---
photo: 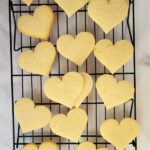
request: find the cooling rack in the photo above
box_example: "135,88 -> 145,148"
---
9,0 -> 137,150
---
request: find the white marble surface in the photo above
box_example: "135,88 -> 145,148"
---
0,0 -> 150,150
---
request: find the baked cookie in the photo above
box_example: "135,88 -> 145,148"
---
94,39 -> 134,74
23,144 -> 38,150
17,5 -> 54,40
44,72 -> 93,108
50,108 -> 88,142
74,73 -> 93,108
22,0 -> 34,6
57,32 -> 95,66
44,72 -> 84,108
18,41 -> 56,76
96,74 -> 134,109
55,0 -> 88,17
14,98 -> 52,133
100,118 -> 140,150
76,141 -> 109,150
88,0 -> 129,33
23,140 -> 58,150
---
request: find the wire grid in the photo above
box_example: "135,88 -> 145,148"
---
9,0 -> 137,150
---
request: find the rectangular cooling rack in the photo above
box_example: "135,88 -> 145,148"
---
9,0 -> 137,150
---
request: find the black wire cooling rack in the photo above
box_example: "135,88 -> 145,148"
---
9,0 -> 137,150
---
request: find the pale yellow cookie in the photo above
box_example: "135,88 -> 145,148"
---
88,0 -> 129,33
57,32 -> 95,66
23,144 -> 38,150
77,141 -> 96,150
22,0 -> 34,6
23,140 -> 58,150
18,42 -> 56,76
17,5 -> 54,40
97,148 -> 109,150
74,73 -> 93,108
55,0 -> 88,17
44,72 -> 84,108
76,141 -> 109,150
94,39 -> 134,74
96,75 -> 134,109
39,140 -> 59,150
100,118 -> 140,150
14,98 -> 52,133
50,108 -> 88,142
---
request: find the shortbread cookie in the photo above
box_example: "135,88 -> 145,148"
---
50,108 -> 88,142
38,141 -> 58,150
74,73 -> 93,108
17,5 -> 54,40
14,98 -> 52,133
100,118 -> 140,150
76,141 -> 109,150
97,148 -> 108,150
55,0 -> 88,17
88,0 -> 129,33
23,144 -> 38,150
57,32 -> 95,66
23,140 -> 58,150
18,42 -> 56,76
44,72 -> 84,108
96,75 -> 134,109
94,39 -> 134,74
22,0 -> 34,6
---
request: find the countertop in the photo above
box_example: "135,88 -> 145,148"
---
0,0 -> 150,150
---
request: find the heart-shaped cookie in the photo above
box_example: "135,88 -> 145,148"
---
76,141 -> 109,150
57,32 -> 95,66
22,0 -> 34,6
44,72 -> 84,108
50,108 -> 88,142
74,73 -> 93,108
17,5 -> 54,40
88,0 -> 129,33
100,118 -> 140,150
94,39 -> 134,74
55,0 -> 88,17
14,98 -> 52,133
23,144 -> 38,150
96,75 -> 134,109
18,42 -> 56,76
23,140 -> 58,150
